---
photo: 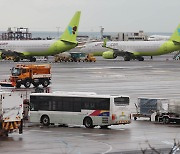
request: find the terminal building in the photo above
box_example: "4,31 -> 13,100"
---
102,31 -> 148,41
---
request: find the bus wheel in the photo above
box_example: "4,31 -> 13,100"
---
41,115 -> 50,126
83,117 -> 94,128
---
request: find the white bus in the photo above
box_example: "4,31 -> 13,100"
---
29,92 -> 131,128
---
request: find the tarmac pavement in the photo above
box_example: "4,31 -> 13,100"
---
0,56 -> 180,153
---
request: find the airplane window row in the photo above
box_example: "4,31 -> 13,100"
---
120,46 -> 158,49
0,45 -> 49,48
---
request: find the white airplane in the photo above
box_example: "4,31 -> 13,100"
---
81,23 -> 180,61
148,35 -> 170,41
0,11 -> 81,62
80,41 -> 105,53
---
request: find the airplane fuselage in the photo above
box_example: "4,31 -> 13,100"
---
80,41 -> 106,53
106,40 -> 180,56
81,40 -> 180,57
0,40 -> 77,57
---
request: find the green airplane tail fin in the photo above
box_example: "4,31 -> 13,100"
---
169,24 -> 180,43
60,11 -> 81,44
102,38 -> 108,48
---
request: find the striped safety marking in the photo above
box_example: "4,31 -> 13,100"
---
2,121 -> 21,130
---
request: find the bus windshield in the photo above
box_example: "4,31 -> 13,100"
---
11,67 -> 21,76
114,97 -> 129,105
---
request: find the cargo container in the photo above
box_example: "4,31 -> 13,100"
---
132,98 -> 169,120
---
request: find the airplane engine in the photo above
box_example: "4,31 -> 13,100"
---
102,51 -> 117,59
0,52 -> 6,59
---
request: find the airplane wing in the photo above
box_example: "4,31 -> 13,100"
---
102,39 -> 134,58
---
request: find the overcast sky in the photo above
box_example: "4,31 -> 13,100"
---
0,0 -> 179,33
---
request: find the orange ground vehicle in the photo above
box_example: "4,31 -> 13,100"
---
8,64 -> 51,88
85,54 -> 96,62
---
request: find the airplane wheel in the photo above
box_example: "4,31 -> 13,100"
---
13,57 -> 20,62
124,56 -> 130,61
32,57 -> 36,62
30,57 -> 36,62
137,56 -> 144,61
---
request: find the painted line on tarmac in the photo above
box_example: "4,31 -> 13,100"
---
81,133 -> 92,135
73,66 -> 152,70
101,142 -> 113,154
81,132 -> 106,137
161,140 -> 173,145
91,134 -> 106,137
28,130 -> 53,133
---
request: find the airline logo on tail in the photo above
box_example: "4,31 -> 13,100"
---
68,26 -> 77,35
178,28 -> 180,36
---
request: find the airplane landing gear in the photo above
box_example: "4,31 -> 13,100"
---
13,56 -> 20,62
29,57 -> 36,62
136,56 -> 144,61
124,56 -> 131,61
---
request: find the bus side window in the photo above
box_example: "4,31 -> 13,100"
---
39,96 -> 49,110
99,98 -> 110,110
63,97 -> 73,112
55,97 -> 63,111
82,98 -> 96,110
73,97 -> 81,112
82,98 -> 90,109
90,101 -> 95,109
49,100 -> 56,111
93,98 -> 110,110
30,96 -> 39,111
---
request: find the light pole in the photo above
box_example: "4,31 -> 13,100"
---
13,27 -> 17,32
100,26 -> 104,40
